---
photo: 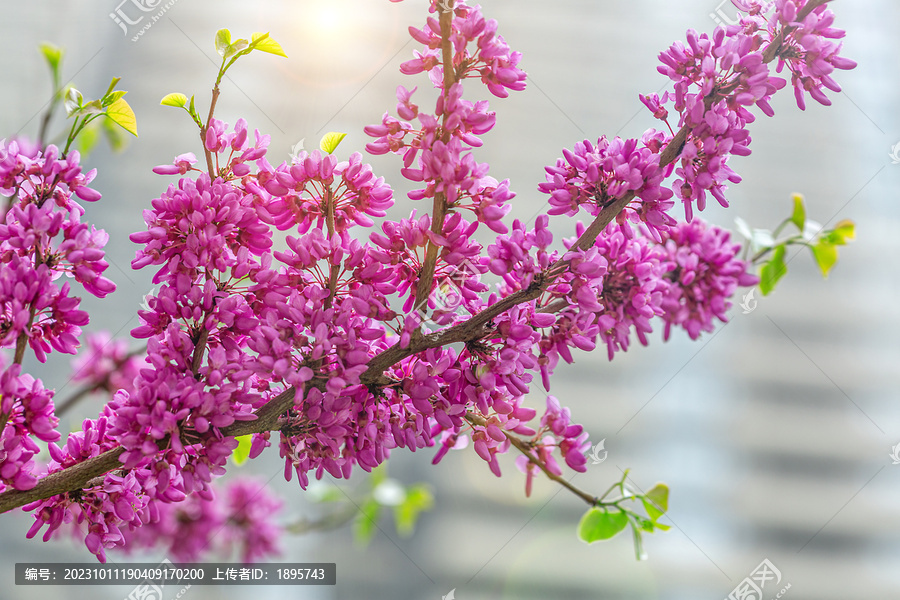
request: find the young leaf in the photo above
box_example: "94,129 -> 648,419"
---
642,483 -> 669,522
251,32 -> 288,57
223,39 -> 250,62
215,29 -> 232,57
187,95 -> 202,126
104,76 -> 122,97
39,42 -> 63,80
64,88 -> 84,116
102,90 -> 127,107
759,244 -> 787,296
394,485 -> 434,537
829,219 -> 855,244
231,434 -> 253,466
105,97 -> 138,137
577,507 -> 629,543
790,193 -> 806,231
811,240 -> 838,278
70,99 -> 105,117
160,93 -> 189,108
320,131 -> 347,155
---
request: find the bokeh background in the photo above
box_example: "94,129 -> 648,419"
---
1,0 -> 898,599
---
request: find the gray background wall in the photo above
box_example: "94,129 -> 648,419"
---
1,1 -> 898,599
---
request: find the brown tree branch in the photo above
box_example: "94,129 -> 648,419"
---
413,4 -> 457,317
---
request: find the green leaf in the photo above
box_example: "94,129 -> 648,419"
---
632,514 -> 657,533
578,507 -> 629,543
105,97 -> 138,137
251,32 -> 288,58
64,87 -> 84,116
642,483 -> 669,522
759,244 -> 787,296
39,42 -> 63,80
102,90 -> 127,107
320,131 -> 347,155
790,193 -> 806,231
231,434 -> 253,466
160,93 -> 189,108
104,76 -> 122,97
215,29 -> 232,57
187,95 -> 202,126
354,498 -> 382,546
394,485 -> 434,537
70,99 -> 105,117
827,219 -> 855,245
811,240 -> 838,278
223,39 -> 250,61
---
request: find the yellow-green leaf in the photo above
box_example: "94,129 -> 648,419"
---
394,485 -> 434,537
105,76 -> 122,97
578,507 -> 629,543
231,434 -> 253,466
160,93 -> 189,108
642,483 -> 669,522
215,29 -> 232,57
759,244 -> 787,296
811,240 -> 838,278
105,97 -> 138,137
832,219 -> 855,243
39,42 -> 63,77
320,131 -> 347,155
251,32 -> 288,58
790,193 -> 806,231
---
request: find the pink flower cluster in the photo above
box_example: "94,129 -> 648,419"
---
658,218 -> 759,339
637,0 -> 855,221
515,396 -> 590,497
0,140 -> 113,495
538,136 -> 677,241
0,362 -> 58,491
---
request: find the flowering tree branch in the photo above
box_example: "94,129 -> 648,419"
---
413,4 -> 457,317
0,0 -> 856,564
